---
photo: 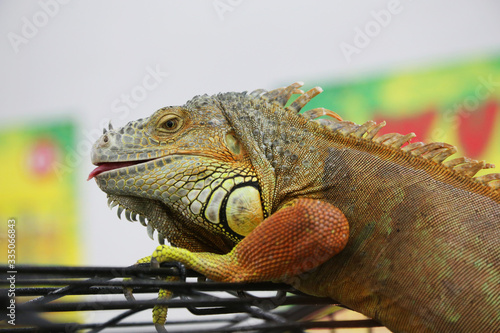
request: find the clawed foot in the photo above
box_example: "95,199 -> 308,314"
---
122,255 -> 153,301
123,252 -> 178,332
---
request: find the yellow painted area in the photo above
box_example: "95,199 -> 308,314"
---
0,121 -> 80,265
378,61 -> 495,114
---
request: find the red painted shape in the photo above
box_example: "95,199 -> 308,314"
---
457,99 -> 498,159
29,138 -> 58,177
374,108 -> 437,143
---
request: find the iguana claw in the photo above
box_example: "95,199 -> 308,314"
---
123,284 -> 135,302
121,254 -> 174,330
151,256 -> 160,269
122,256 -> 153,302
155,323 -> 168,333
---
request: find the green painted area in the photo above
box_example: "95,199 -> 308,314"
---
0,119 -> 77,184
299,56 -> 500,119
0,119 -> 76,148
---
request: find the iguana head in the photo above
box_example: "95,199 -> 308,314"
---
89,94 -> 269,252
89,82 -> 343,251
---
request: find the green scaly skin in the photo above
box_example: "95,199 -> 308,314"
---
90,82 -> 500,332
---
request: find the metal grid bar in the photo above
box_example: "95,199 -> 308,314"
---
0,264 -> 383,332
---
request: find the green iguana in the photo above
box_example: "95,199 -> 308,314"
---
89,82 -> 500,332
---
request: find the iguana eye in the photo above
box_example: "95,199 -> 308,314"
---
158,114 -> 183,133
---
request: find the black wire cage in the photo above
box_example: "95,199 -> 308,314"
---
1,263 -> 384,333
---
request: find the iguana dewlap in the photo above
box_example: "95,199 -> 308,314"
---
89,82 -> 500,332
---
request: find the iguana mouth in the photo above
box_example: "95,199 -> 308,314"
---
87,160 -> 154,180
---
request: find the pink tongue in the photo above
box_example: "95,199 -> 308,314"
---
87,162 -> 138,181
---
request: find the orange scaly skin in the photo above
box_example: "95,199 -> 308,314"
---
151,198 -> 349,282
90,82 -> 500,332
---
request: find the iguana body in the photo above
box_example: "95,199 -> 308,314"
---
89,82 -> 500,332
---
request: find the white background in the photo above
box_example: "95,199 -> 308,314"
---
1,0 -> 499,266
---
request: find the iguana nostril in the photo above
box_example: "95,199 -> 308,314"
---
103,135 -> 109,143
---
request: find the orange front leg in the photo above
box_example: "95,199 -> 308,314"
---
152,198 -> 349,283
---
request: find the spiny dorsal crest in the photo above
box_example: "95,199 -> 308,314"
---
256,81 -> 500,193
